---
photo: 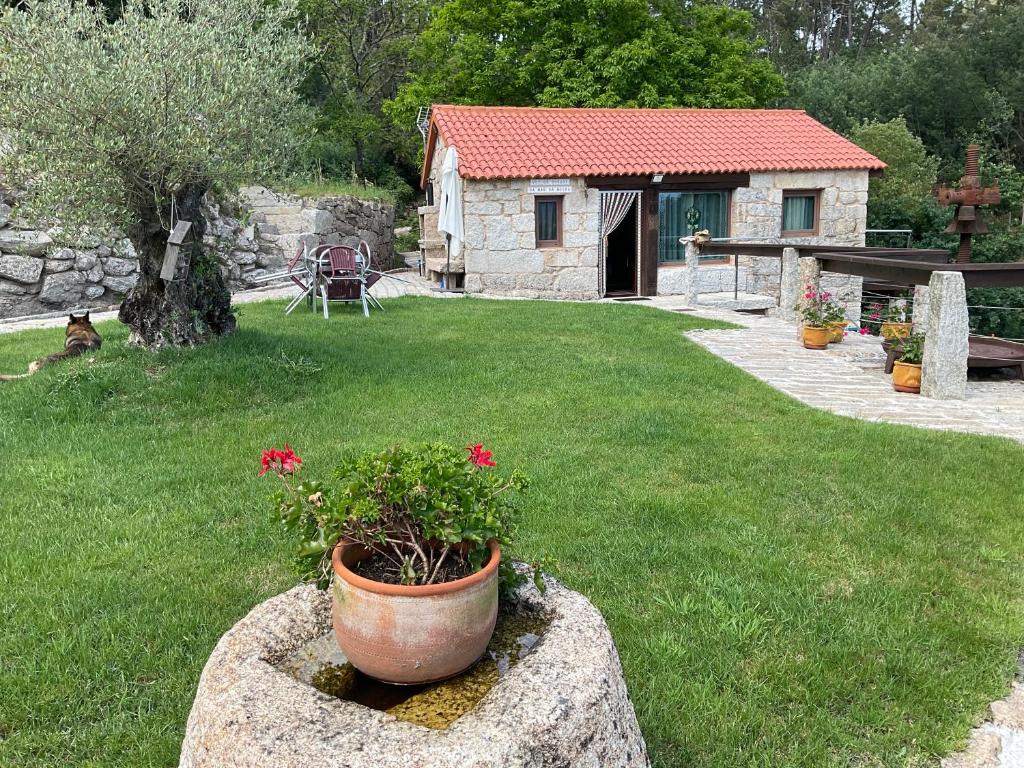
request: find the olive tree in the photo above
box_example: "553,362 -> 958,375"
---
0,0 -> 309,346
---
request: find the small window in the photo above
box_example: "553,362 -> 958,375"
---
425,182 -> 434,206
535,196 -> 563,248
782,190 -> 820,235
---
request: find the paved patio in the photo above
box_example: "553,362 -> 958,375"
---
646,297 -> 1024,445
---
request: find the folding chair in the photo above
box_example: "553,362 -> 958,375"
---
358,240 -> 386,313
315,245 -> 368,318
283,244 -> 318,315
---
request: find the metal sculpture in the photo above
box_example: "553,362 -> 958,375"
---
935,144 -> 1001,263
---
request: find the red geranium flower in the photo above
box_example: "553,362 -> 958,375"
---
467,443 -> 496,468
280,443 -> 302,474
259,445 -> 302,476
259,448 -> 277,477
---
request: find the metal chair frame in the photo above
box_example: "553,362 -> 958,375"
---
315,245 -> 366,318
252,238 -> 417,318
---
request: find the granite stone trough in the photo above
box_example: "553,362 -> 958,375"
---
179,571 -> 649,768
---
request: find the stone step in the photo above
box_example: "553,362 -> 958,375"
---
252,205 -> 305,217
238,186 -> 301,208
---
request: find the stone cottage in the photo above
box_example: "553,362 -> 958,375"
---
418,105 -> 885,302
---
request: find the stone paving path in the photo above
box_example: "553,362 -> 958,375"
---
941,669 -> 1024,768
660,301 -> 1024,445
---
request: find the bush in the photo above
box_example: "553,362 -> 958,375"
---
967,288 -> 1024,340
261,442 -> 529,588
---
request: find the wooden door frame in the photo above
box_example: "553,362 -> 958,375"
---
598,189 -> 643,297
588,174 -> 751,297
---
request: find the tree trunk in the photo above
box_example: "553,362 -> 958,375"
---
119,184 -> 236,348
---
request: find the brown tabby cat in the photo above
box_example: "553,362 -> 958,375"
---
0,313 -> 102,381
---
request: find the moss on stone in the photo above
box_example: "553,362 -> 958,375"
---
308,607 -> 551,729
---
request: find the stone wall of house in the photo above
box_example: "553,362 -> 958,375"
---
0,187 -> 394,319
461,177 -> 600,300
657,169 -> 869,320
417,145 -> 869,308
742,170 -> 867,320
418,137 -> 449,280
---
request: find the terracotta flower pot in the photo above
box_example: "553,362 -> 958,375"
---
881,322 -> 912,341
802,326 -> 830,350
828,321 -> 847,343
331,539 -> 500,685
892,360 -> 922,393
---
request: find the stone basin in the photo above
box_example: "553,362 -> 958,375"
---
179,570 -> 650,768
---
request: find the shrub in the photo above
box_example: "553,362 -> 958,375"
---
898,333 -> 926,365
798,286 -> 844,327
261,442 -> 528,588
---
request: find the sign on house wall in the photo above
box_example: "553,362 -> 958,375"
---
528,179 -> 572,195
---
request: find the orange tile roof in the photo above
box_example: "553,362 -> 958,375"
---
423,105 -> 885,185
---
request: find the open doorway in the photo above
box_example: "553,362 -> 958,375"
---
604,198 -> 638,296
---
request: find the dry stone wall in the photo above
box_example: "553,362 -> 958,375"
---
0,190 -> 143,318
0,187 -> 394,319
243,186 -> 394,273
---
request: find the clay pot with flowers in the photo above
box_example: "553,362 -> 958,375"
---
892,332 -> 925,393
825,296 -> 849,343
879,295 -> 913,341
798,286 -> 835,349
260,441 -> 531,684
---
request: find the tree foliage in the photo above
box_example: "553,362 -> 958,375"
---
783,0 -> 1024,168
734,0 -> 908,74
0,0 -> 309,232
388,0 -> 786,125
847,117 -> 944,236
299,0 -> 427,196
0,0 -> 310,346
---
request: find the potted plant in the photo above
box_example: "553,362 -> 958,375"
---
798,286 -> 831,349
892,332 -> 924,393
880,295 -> 913,340
824,293 -> 848,343
261,441 -> 530,684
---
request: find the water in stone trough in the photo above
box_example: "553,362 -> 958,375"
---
277,608 -> 550,730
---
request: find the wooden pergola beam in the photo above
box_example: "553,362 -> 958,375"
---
815,253 -> 1024,289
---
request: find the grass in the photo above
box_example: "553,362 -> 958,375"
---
277,178 -> 397,202
1,297 -> 1023,767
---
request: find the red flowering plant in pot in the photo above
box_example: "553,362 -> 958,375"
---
261,441 -> 531,684
797,285 -> 842,349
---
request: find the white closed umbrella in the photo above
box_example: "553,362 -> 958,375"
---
437,146 -> 464,260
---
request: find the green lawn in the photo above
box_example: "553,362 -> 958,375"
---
1,297 -> 1023,767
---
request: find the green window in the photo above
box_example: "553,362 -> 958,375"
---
782,191 -> 818,234
658,191 -> 728,262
